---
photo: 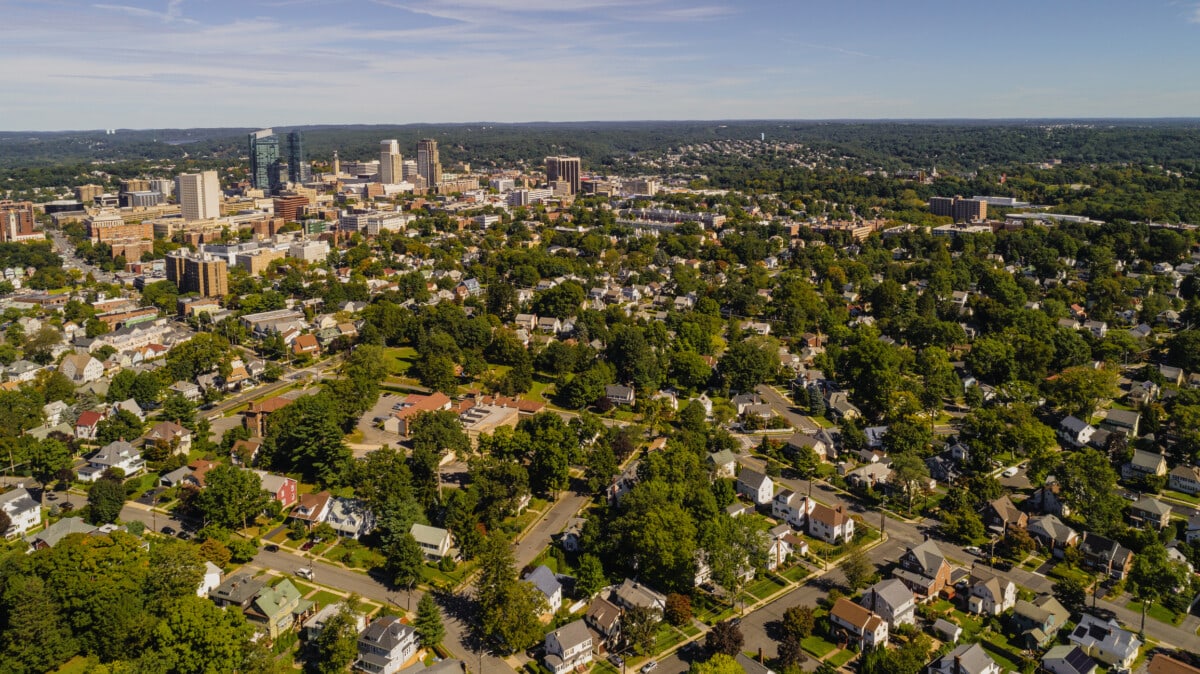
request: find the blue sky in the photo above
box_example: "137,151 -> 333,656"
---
2,0 -> 1200,130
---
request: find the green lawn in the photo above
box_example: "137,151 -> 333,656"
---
950,611 -> 984,640
928,599 -> 954,613
692,594 -> 736,625
651,624 -> 685,654
54,656 -> 96,674
310,590 -> 344,608
978,634 -> 1023,673
746,574 -> 789,600
801,635 -> 837,659
1162,489 -> 1200,505
1048,563 -> 1092,585
827,649 -> 856,668
384,347 -> 418,375
781,565 -> 810,583
1126,600 -> 1184,626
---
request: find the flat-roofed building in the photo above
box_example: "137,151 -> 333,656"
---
166,251 -> 228,297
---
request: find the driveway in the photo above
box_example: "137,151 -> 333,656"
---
755,384 -> 820,434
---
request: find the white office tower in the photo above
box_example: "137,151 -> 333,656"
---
379,139 -> 402,184
176,170 -> 221,221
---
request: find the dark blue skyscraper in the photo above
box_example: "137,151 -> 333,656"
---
248,128 -> 279,191
286,131 -> 310,184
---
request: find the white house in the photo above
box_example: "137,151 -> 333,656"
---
929,643 -> 1001,674
771,490 -> 815,528
736,467 -> 774,505
858,578 -> 916,629
409,523 -> 453,560
1068,614 -> 1141,670
968,568 -> 1017,615
1042,645 -> 1099,674
355,616 -> 419,674
197,561 -> 223,598
1058,416 -> 1096,448
0,488 -> 40,539
58,352 -> 104,384
808,503 -> 855,544
325,498 -> 376,539
78,441 -> 145,482
523,565 -> 563,615
543,619 -> 593,674
829,598 -> 888,650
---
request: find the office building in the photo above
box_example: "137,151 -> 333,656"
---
286,131 -> 310,184
545,156 -> 581,195
379,140 -> 402,185
125,191 -> 163,208
248,129 -> 280,192
87,209 -> 152,243
402,159 -> 418,181
929,196 -> 987,223
176,171 -> 222,221
236,249 -> 285,276
0,200 -> 39,242
148,178 -> 174,199
273,195 -> 310,222
166,251 -> 228,297
342,160 -> 379,178
120,178 -> 150,193
417,138 -> 442,186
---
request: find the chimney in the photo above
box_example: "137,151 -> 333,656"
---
954,655 -> 962,674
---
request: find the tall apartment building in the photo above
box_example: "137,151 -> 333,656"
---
402,159 -> 418,181
929,196 -> 987,223
0,200 -> 38,242
379,140 -> 403,184
248,129 -> 280,192
166,251 -> 228,297
286,131 -> 310,184
74,184 -> 105,203
417,138 -> 442,187
120,178 -> 150,193
545,156 -> 581,195
176,171 -> 222,221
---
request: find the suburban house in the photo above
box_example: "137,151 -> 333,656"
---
1010,594 -> 1070,649
807,503 -> 854,544
604,384 -> 635,406
929,643 -> 1001,674
894,540 -> 953,600
410,523 -> 454,560
584,595 -> 622,646
543,619 -> 593,674
144,420 -> 192,454
289,491 -> 331,527
1068,614 -> 1142,670
1146,655 -> 1200,674
858,578 -> 916,628
523,565 -> 563,616
1028,515 -> 1080,558
254,471 -> 299,509
242,396 -> 294,436
244,579 -> 310,640
983,495 -> 1028,532
23,517 -> 97,550
1042,645 -> 1099,674
771,490 -> 815,528
74,410 -> 104,440
1168,465 -> 1200,495
766,523 -> 808,571
1101,409 -> 1140,438
78,441 -> 145,482
829,597 -> 888,650
210,573 -> 268,610
1028,478 -> 1071,517
611,579 -> 667,616
355,615 -> 420,674
967,567 -> 1017,615
1130,496 -> 1173,530
706,449 -> 738,478
325,498 -> 375,539
845,462 -> 893,490
736,468 -> 774,505
58,352 -> 104,384
560,517 -> 586,553
0,488 -> 40,538
291,334 -> 320,356
197,561 -> 223,598
303,602 -> 367,641
1058,416 -> 1096,448
1080,533 -> 1134,579
784,432 -> 828,461
1128,449 -> 1168,477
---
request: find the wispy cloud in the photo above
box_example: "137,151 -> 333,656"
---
1190,3 -> 1200,23
92,0 -> 194,23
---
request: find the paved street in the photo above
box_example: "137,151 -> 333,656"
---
514,487 -> 590,569
755,384 -> 820,434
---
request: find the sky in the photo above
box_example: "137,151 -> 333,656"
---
2,0 -> 1200,130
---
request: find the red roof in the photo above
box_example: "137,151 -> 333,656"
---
392,392 -> 451,420
76,410 -> 103,427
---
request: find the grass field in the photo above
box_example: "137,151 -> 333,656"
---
310,589 -> 344,608
746,574 -> 789,600
1126,600 -> 1184,625
384,347 -> 419,375
979,634 -> 1023,673
827,649 -> 856,668
802,635 -> 837,659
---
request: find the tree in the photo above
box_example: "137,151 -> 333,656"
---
1053,575 -> 1089,615
384,533 -> 424,591
0,575 -> 77,673
312,601 -> 362,674
146,541 -> 206,605
791,444 -> 820,480
780,605 -> 815,641
475,535 -> 546,653
96,408 -> 144,444
719,337 -> 779,392
415,593 -> 445,648
87,478 -> 125,524
264,392 -> 351,486
665,593 -> 692,627
198,538 -> 232,568
621,604 -> 660,655
690,654 -> 744,674
1048,366 -> 1119,419
1058,447 -> 1127,536
1128,543 -> 1190,635
160,392 -> 195,426
888,452 -> 931,512
410,410 -> 471,458
193,465 -> 268,530
840,545 -> 875,591
576,554 -> 607,598
777,634 -> 807,669
27,437 -> 71,496
144,594 -> 255,674
706,620 -> 743,656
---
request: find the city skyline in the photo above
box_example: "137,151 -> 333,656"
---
3,0 -> 1200,130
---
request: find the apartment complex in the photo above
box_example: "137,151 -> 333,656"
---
0,200 -> 40,242
416,138 -> 442,187
545,156 -> 582,195
929,196 -> 988,223
379,140 -> 402,185
166,251 -> 229,297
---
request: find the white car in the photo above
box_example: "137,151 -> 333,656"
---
641,662 -> 658,673
1002,466 -> 1019,477
296,567 -> 314,580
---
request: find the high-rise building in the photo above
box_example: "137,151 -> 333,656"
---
148,178 -> 174,199
286,131 -> 310,184
379,140 -> 402,184
0,200 -> 38,242
417,138 -> 442,186
545,156 -> 581,195
402,159 -> 418,181
120,178 -> 151,193
166,251 -> 228,297
929,196 -> 987,223
273,195 -> 310,222
176,171 -> 221,221
74,184 -> 105,203
248,129 -> 280,191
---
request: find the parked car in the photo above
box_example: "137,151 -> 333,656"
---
609,654 -> 624,668
161,526 -> 176,536
1002,466 -> 1019,477
964,546 -> 983,556
265,544 -> 279,552
296,567 -> 314,580
301,540 -> 317,551
641,662 -> 658,673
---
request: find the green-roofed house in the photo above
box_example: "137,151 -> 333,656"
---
24,517 -> 97,551
244,579 -> 314,640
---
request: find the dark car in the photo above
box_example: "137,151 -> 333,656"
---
300,540 -> 317,551
161,526 -> 176,536
265,544 -> 279,552
609,654 -> 624,668
177,531 -> 192,540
